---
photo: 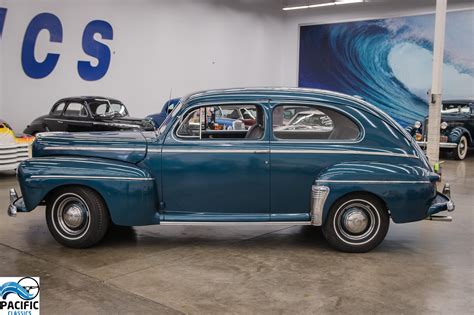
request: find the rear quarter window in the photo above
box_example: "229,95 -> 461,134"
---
272,105 -> 360,140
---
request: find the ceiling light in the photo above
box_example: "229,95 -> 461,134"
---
308,2 -> 336,8
283,0 -> 364,11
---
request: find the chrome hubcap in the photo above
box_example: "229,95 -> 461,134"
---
63,205 -> 85,228
335,201 -> 378,242
55,195 -> 89,236
342,209 -> 369,234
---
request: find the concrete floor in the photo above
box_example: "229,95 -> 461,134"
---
0,157 -> 473,314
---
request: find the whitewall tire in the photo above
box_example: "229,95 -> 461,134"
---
453,135 -> 468,160
46,186 -> 110,248
322,194 -> 389,253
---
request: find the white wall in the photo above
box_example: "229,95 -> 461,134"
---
0,0 -> 284,131
281,0 -> 474,87
0,0 -> 4,118
1,0 -> 473,131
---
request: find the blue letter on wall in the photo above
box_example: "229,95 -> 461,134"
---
21,13 -> 62,79
78,20 -> 113,81
0,8 -> 7,38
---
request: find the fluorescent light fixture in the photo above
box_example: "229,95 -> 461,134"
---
309,2 -> 335,8
283,0 -> 364,11
283,5 -> 311,10
335,0 -> 364,4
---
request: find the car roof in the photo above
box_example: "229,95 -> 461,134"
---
179,87 -> 410,136
183,87 -> 385,117
185,87 -> 366,107
55,96 -> 123,104
443,100 -> 474,105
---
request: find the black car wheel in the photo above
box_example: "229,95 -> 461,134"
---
46,186 -> 110,248
322,193 -> 389,253
453,135 -> 468,160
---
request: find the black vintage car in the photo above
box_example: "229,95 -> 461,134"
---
408,100 -> 474,160
24,96 -> 154,135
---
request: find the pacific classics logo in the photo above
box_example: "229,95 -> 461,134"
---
0,277 -> 40,315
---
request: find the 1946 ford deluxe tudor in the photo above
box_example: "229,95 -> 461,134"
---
8,88 -> 455,252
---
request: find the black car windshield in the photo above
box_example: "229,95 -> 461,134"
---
88,100 -> 129,117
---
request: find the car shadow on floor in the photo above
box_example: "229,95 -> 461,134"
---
97,224 -> 405,254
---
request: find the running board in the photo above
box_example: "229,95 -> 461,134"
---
160,221 -> 312,226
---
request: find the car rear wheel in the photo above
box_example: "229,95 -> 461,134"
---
453,135 -> 468,160
322,194 -> 389,253
46,186 -> 110,248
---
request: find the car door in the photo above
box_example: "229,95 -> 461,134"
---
45,102 -> 67,131
63,102 -> 93,132
161,102 -> 270,221
270,102 -> 362,221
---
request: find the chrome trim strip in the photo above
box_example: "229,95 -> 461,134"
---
273,149 -> 416,158
43,146 -> 142,151
30,175 -> 154,181
160,221 -> 311,226
310,185 -> 330,226
416,141 -> 457,149
316,180 -> 431,184
147,148 -> 162,153
44,118 -> 141,128
161,148 -> 416,158
163,149 -> 269,154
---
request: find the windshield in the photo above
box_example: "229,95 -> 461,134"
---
88,100 -> 129,117
159,102 -> 183,135
441,104 -> 471,114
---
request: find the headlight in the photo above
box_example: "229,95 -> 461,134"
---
440,121 -> 448,130
414,121 -> 422,129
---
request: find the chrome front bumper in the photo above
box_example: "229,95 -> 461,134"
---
7,188 -> 25,217
425,184 -> 455,222
416,141 -> 457,149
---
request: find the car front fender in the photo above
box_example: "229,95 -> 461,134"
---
447,127 -> 472,144
315,161 -> 438,224
17,157 -> 160,226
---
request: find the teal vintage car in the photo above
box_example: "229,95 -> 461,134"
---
8,88 -> 454,252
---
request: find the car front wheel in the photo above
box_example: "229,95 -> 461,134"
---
453,135 -> 468,160
46,186 -> 110,248
322,194 -> 389,253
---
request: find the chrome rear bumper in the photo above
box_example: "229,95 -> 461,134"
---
425,184 -> 455,222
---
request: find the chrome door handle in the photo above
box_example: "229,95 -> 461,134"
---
57,120 -> 63,124
253,150 -> 269,154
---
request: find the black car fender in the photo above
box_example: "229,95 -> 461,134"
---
448,126 -> 472,145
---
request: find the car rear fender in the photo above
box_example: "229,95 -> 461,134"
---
314,161 -> 438,224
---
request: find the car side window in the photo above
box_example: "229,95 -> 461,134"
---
272,105 -> 360,140
176,104 -> 262,140
64,103 -> 88,117
51,103 -> 65,116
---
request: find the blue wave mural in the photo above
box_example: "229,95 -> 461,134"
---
299,10 -> 474,127
0,281 -> 35,300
